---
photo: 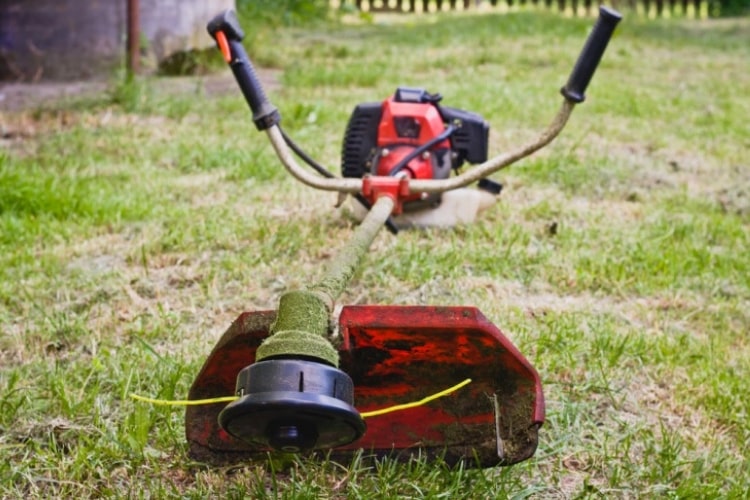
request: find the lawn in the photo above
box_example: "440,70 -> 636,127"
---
1,7 -> 748,498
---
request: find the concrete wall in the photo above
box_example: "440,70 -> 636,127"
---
0,0 -> 236,81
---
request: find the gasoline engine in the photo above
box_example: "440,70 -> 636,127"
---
341,87 -> 500,210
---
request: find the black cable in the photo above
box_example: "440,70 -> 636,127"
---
387,124 -> 456,177
278,126 -> 399,235
279,127 -> 335,179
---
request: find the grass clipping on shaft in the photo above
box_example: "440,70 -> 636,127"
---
256,290 -> 338,366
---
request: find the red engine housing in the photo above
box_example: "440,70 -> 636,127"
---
375,97 -> 452,182
340,87 -> 490,209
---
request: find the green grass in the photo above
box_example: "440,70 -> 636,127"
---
1,9 -> 749,498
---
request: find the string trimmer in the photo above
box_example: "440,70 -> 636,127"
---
184,7 -> 621,468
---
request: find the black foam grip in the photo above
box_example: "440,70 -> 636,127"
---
207,10 -> 280,130
226,39 -> 280,130
561,6 -> 622,104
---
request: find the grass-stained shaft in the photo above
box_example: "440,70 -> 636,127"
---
255,195 -> 396,366
310,195 -> 395,303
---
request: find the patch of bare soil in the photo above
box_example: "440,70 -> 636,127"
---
0,70 -> 280,113
155,71 -> 282,98
0,70 -> 281,156
0,80 -> 109,112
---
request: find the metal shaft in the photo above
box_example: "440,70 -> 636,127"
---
310,195 -> 395,303
255,195 -> 395,366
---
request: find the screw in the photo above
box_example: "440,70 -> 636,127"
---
272,425 -> 302,453
267,421 -> 318,452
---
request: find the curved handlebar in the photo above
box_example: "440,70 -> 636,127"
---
264,101 -> 574,194
208,7 -> 620,196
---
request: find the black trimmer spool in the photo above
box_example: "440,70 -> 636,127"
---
218,358 -> 366,453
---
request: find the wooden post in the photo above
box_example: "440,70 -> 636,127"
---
126,0 -> 140,75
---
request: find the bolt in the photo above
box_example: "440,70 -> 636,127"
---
422,151 -> 430,160
273,426 -> 302,452
267,420 -> 318,452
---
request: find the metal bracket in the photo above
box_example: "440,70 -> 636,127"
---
361,175 -> 411,215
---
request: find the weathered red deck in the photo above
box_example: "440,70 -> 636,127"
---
186,305 -> 544,467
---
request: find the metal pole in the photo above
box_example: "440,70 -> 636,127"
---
255,195 -> 395,366
310,195 -> 395,302
126,0 -> 140,75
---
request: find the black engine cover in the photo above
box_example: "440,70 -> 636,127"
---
341,102 -> 381,179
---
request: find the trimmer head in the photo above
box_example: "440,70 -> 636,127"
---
186,305 -> 544,468
219,358 -> 366,452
